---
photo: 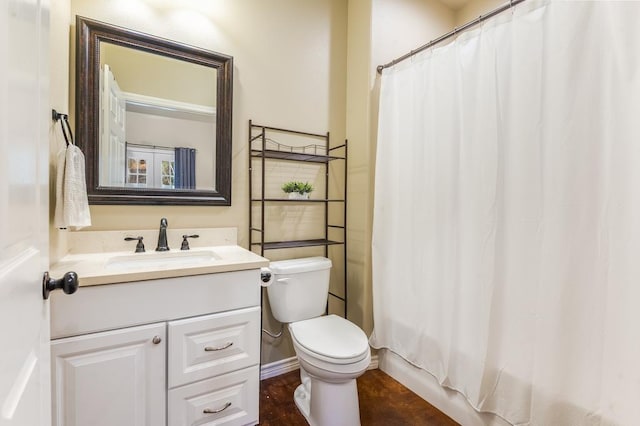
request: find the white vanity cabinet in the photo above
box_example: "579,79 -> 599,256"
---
50,268 -> 263,426
51,323 -> 167,426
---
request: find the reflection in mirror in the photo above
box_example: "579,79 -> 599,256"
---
76,16 -> 233,205
98,43 -> 217,191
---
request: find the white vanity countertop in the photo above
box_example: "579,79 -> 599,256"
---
51,228 -> 268,286
50,245 -> 269,287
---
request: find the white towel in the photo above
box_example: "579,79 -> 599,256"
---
54,144 -> 91,229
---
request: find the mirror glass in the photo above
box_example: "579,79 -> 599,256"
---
76,16 -> 233,205
99,43 -> 217,190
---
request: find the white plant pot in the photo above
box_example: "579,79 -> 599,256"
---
288,192 -> 310,200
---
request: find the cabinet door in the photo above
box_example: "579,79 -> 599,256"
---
51,322 -> 166,426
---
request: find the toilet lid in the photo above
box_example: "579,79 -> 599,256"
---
289,315 -> 369,361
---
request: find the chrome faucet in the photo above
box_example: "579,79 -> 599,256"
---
156,217 -> 170,251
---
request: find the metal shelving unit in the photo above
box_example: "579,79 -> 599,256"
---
248,120 -> 348,317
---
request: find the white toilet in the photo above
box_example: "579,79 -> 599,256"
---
266,257 -> 371,426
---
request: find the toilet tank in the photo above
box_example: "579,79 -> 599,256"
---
267,257 -> 332,323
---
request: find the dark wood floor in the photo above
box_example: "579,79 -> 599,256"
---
259,368 -> 458,425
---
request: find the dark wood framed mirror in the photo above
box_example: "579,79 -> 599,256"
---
76,16 -> 233,205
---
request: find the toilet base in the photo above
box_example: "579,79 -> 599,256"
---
293,368 -> 362,426
294,382 -> 312,424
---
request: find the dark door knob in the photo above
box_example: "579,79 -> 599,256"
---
42,271 -> 79,300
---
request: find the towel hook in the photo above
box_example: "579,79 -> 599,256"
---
62,115 -> 74,145
52,109 -> 67,121
52,109 -> 74,146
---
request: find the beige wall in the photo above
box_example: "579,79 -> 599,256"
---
345,0 -> 373,336
456,0 -> 505,24
64,0 -> 348,239
50,0 -> 490,366
50,0 -> 348,364
372,0 -> 455,69
50,0 -> 72,263
345,0 -> 455,337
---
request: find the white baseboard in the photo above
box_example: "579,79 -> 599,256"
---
368,353 -> 379,370
377,349 -> 508,426
260,354 -> 379,381
260,356 -> 300,380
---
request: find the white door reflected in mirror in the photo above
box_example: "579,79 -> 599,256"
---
100,64 -> 126,187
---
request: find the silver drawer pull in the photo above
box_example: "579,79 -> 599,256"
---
204,342 -> 233,351
203,402 -> 232,414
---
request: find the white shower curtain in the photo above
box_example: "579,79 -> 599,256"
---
370,1 -> 640,424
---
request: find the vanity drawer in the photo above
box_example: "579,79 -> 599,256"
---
168,365 -> 259,426
168,306 -> 260,388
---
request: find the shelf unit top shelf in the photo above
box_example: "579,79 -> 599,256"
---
250,149 -> 344,163
251,198 -> 345,203
251,239 -> 344,250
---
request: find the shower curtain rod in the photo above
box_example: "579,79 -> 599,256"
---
376,0 -> 528,74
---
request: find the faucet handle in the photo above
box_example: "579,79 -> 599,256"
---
180,234 -> 199,251
124,236 -> 145,253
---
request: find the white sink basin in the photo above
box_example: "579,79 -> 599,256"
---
104,250 -> 219,271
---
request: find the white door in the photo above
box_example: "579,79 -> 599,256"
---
50,323 -> 167,426
0,0 -> 51,425
100,64 -> 126,187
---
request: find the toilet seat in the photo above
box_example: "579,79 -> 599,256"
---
289,315 -> 370,365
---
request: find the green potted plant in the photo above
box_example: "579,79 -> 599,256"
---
281,181 -> 314,199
